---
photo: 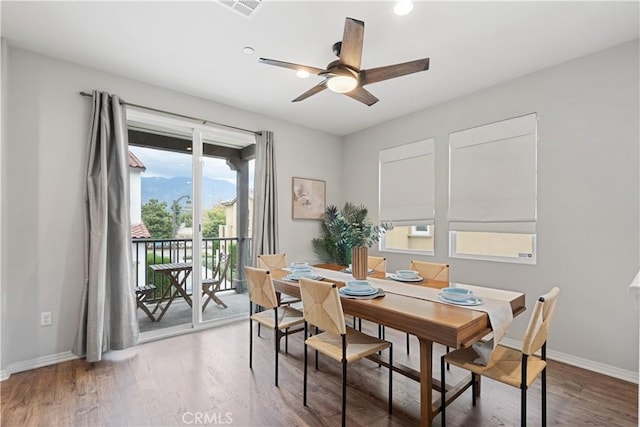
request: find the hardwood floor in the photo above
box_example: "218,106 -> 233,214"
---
1,320 -> 637,426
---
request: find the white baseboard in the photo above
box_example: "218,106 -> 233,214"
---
1,351 -> 80,381
501,338 -> 639,384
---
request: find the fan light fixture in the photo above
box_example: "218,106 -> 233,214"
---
394,0 -> 414,16
327,75 -> 358,93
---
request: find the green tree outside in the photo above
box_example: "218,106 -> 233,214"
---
202,204 -> 226,238
141,199 -> 173,238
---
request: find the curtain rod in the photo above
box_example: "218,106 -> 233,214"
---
79,91 -> 262,136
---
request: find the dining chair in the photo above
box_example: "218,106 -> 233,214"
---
440,287 -> 560,427
257,253 -> 288,270
201,252 -> 231,310
299,277 -> 393,427
257,253 -> 301,307
245,266 -> 305,386
352,256 -> 386,331
405,260 -> 450,354
368,255 -> 386,273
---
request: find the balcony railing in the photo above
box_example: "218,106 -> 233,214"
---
131,237 -> 242,303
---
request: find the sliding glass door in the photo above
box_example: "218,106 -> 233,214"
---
127,108 -> 255,337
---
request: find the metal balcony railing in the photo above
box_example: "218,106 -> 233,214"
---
131,237 -> 241,303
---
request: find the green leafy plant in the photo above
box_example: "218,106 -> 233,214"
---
312,202 -> 387,266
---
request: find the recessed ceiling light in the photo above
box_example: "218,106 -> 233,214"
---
242,46 -> 255,55
394,0 -> 414,16
296,70 -> 310,78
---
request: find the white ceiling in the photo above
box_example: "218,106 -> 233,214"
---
2,1 -> 638,136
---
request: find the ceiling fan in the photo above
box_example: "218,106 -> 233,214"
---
259,17 -> 430,106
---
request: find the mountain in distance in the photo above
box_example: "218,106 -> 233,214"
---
141,176 -> 237,208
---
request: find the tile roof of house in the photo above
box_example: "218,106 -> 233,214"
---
131,223 -> 151,239
128,151 -> 146,171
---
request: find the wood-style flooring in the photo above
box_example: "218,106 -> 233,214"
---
1,320 -> 638,426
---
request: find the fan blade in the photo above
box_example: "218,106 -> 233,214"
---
361,58 -> 430,86
344,86 -> 379,106
292,80 -> 328,102
339,17 -> 365,71
259,58 -> 325,75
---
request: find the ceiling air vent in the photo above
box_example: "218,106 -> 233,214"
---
218,0 -> 262,18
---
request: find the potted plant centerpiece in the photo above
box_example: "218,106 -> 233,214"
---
312,203 -> 387,279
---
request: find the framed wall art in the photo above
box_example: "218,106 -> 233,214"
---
292,177 -> 326,220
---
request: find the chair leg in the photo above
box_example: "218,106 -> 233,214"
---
285,328 -> 289,353
521,384 -> 527,427
274,327 -> 279,387
303,322 -> 308,406
388,343 -> 393,414
440,355 -> 446,427
471,373 -> 477,406
342,359 -> 347,427
542,366 -> 547,427
315,326 -> 319,371
249,302 -> 253,370
406,333 -> 410,354
446,346 -> 450,370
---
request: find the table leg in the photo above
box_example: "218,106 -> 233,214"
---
172,270 -> 193,307
419,338 -> 434,427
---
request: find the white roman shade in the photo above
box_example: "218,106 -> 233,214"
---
379,138 -> 435,226
449,113 -> 537,233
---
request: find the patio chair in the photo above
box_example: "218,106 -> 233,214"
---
135,284 -> 157,321
299,277 -> 393,427
441,287 -> 560,427
202,252 -> 231,310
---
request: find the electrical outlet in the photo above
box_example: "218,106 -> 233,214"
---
41,311 -> 52,326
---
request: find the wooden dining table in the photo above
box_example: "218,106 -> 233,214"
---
271,264 -> 526,427
149,262 -> 193,321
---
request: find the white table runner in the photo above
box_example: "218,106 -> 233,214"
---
313,267 -> 519,364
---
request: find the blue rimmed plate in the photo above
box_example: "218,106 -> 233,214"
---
339,287 -> 379,296
437,294 -> 484,306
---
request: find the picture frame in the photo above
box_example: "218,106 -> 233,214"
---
292,177 -> 326,220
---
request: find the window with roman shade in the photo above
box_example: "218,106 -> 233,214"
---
448,113 -> 538,263
379,138 -> 435,255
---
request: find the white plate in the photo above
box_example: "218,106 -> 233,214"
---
284,274 -> 323,282
339,287 -> 379,296
389,274 -> 424,282
343,268 -> 375,274
437,294 -> 484,306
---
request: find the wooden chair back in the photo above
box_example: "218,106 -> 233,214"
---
257,253 -> 287,270
212,252 -> 231,282
299,278 -> 346,336
368,256 -> 386,273
245,266 -> 278,309
522,287 -> 560,355
410,260 -> 450,285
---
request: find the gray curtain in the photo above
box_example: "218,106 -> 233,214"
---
251,131 -> 279,265
72,91 -> 139,362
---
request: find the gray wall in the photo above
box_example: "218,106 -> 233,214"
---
1,46 -> 342,368
343,39 -> 639,374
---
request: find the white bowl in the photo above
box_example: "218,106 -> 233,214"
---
441,287 -> 473,301
396,269 -> 419,279
347,280 -> 372,288
290,261 -> 310,269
